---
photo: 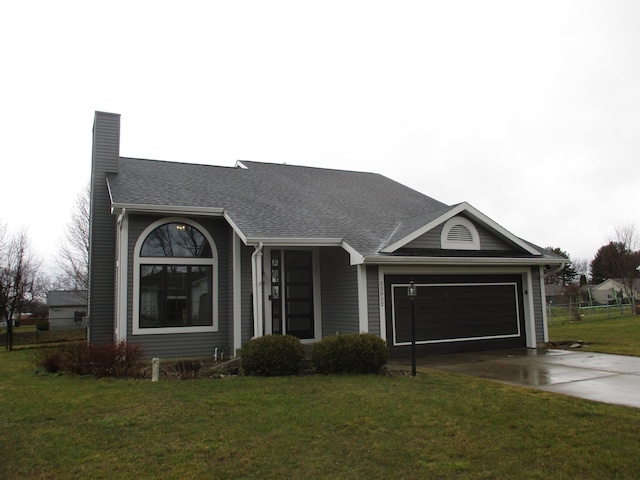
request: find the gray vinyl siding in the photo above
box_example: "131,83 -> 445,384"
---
88,112 -> 120,344
404,217 -> 516,252
476,223 -> 514,251
366,265 -> 380,336
126,214 -> 232,358
404,227 -> 441,249
320,247 -> 359,335
531,267 -> 545,343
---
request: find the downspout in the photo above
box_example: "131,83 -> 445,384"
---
115,208 -> 127,342
251,242 -> 264,338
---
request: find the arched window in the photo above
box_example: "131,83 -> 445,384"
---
441,216 -> 481,250
133,219 -> 217,335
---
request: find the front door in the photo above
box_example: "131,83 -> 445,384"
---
270,250 -> 315,339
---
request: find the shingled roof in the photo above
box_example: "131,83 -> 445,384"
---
107,158 -> 449,256
106,158 -> 565,264
47,290 -> 88,307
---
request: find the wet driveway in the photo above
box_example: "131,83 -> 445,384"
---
389,348 -> 640,409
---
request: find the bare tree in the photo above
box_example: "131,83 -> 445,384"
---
0,228 -> 46,350
612,224 -> 640,315
591,225 -> 640,315
54,184 -> 90,294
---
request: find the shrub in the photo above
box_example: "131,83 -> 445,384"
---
175,360 -> 201,379
312,333 -> 388,375
241,335 -> 304,376
34,340 -> 144,377
36,320 -> 49,331
88,341 -> 145,377
35,347 -> 64,373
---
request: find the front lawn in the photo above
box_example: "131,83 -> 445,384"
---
1,349 -> 639,479
548,313 -> 640,356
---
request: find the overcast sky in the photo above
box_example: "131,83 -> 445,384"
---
1,0 -> 638,276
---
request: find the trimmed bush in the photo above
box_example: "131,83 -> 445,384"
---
241,335 -> 304,376
36,320 -> 49,331
312,333 -> 388,375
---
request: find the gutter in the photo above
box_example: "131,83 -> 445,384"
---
359,255 -> 567,267
110,203 -> 225,216
543,262 -> 567,279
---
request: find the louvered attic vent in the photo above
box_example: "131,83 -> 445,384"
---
441,216 -> 480,250
447,224 -> 473,242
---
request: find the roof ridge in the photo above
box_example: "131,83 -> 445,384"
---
238,159 -> 379,176
119,156 -> 238,170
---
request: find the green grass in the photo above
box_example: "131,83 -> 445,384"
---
548,313 -> 640,356
2,349 -> 640,479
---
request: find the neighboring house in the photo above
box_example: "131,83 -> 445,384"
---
544,284 -> 567,305
545,284 -> 590,306
590,279 -> 640,305
47,290 -> 88,330
89,112 -> 566,359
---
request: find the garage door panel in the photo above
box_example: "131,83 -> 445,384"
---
387,275 -> 526,354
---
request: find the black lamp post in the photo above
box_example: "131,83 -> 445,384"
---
407,280 -> 417,376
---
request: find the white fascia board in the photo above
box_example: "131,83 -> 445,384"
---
458,202 -> 541,255
380,204 -> 463,253
362,255 -> 561,267
223,212 -> 249,245
110,203 -> 225,216
244,237 -> 343,247
342,241 -> 365,265
381,202 -> 541,256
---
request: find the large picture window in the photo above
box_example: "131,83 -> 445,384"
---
133,220 -> 217,335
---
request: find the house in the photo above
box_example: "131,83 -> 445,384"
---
544,284 -> 567,305
47,290 -> 88,330
590,279 -> 640,305
88,111 -> 566,359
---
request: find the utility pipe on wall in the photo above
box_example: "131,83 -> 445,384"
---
251,243 -> 264,338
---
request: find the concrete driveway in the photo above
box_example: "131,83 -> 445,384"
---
389,348 -> 640,409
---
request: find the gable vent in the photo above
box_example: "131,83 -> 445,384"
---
447,224 -> 473,243
441,216 -> 481,250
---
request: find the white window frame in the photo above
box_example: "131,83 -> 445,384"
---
132,217 -> 218,335
441,216 -> 481,250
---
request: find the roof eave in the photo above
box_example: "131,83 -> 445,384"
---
244,237 -> 344,247
110,203 -> 225,216
358,255 -> 565,267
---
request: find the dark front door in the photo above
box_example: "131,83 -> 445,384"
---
283,250 -> 314,339
269,249 -> 315,339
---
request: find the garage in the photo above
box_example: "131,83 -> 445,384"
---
384,274 -> 527,357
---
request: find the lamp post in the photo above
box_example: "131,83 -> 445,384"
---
407,280 -> 417,376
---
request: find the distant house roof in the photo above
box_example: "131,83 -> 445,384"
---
106,158 -> 563,263
47,290 -> 88,307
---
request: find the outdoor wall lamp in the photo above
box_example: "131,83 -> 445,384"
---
408,280 -> 417,376
408,280 -> 417,298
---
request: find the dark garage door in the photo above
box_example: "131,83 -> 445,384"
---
385,275 -> 526,357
